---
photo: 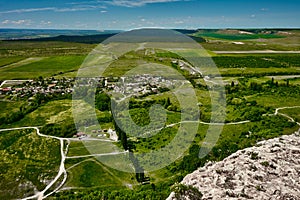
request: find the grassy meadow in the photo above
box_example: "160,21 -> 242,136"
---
1,29 -> 300,199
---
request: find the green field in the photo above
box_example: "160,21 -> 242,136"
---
193,32 -> 284,41
1,31 -> 300,199
3,99 -> 72,128
0,55 -> 85,80
0,129 -> 61,199
0,56 -> 25,68
0,41 -> 95,57
0,100 -> 25,119
279,107 -> 300,122
65,159 -> 127,188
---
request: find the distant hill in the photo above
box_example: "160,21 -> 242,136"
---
2,29 -> 206,44
11,33 -> 118,44
0,28 -> 121,40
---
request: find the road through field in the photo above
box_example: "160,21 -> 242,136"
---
0,57 -> 46,69
0,105 -> 299,198
0,126 -> 117,200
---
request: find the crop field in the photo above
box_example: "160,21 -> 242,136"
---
0,56 -> 25,68
0,41 -> 95,57
193,31 -> 284,41
199,30 -> 300,51
213,54 -> 300,68
0,55 -> 85,80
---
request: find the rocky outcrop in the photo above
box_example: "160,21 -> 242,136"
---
168,133 -> 300,200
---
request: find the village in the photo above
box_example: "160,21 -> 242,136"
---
0,72 -> 192,99
0,77 -> 75,99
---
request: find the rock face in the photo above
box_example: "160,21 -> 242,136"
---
168,133 -> 300,200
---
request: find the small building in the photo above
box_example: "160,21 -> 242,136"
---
75,132 -> 87,138
108,128 -> 118,141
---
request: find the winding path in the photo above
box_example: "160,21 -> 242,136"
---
0,105 -> 299,199
275,106 -> 300,127
0,126 -> 117,200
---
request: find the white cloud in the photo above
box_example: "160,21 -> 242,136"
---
0,0 -> 187,15
0,7 -> 54,14
251,14 -> 256,18
104,0 -> 189,7
1,20 -> 10,24
0,5 -> 106,14
55,5 -> 105,12
261,8 -> 269,11
100,10 -> 108,13
1,19 -> 32,25
40,20 -> 52,25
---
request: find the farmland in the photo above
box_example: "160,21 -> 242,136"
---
0,29 -> 300,199
0,55 -> 85,80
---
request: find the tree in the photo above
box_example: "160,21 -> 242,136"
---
231,81 -> 235,87
164,97 -> 171,108
271,77 -> 274,85
95,92 -> 110,111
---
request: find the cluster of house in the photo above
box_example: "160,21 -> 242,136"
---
112,74 -> 179,97
74,128 -> 118,141
0,78 -> 74,98
0,68 -> 196,99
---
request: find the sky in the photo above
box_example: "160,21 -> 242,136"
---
0,0 -> 299,30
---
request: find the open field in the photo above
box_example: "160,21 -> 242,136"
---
0,41 -> 95,57
3,99 -> 72,128
67,140 -> 121,157
0,55 -> 85,80
65,157 -> 136,189
193,31 -> 284,41
0,56 -> 25,68
198,30 -> 300,51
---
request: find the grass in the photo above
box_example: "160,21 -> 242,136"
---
67,141 -> 91,157
193,32 -> 284,41
278,107 -> 300,123
248,94 -> 300,108
0,41 -> 95,57
0,129 -> 60,199
5,99 -> 72,128
218,67 -> 300,77
65,158 -> 136,189
0,100 -> 25,119
0,56 -> 25,68
0,55 -> 85,80
1,33 -> 300,199
67,140 -> 122,157
65,159 -> 124,188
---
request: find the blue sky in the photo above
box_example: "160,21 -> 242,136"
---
0,0 -> 299,30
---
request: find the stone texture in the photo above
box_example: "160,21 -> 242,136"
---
168,133 -> 300,200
